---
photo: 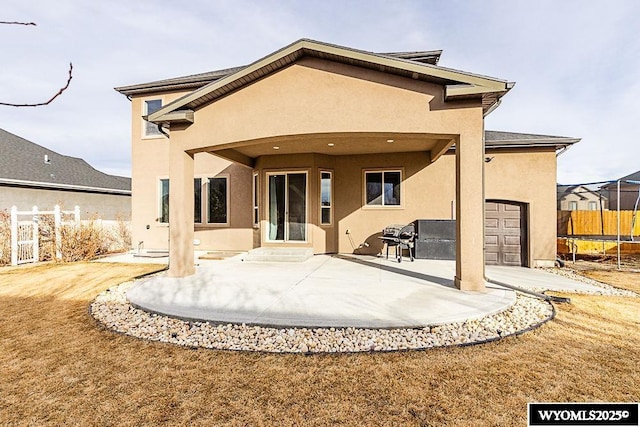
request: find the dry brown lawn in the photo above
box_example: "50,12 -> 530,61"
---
0,262 -> 638,426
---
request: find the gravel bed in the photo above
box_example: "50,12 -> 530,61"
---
90,281 -> 554,353
539,267 -> 638,297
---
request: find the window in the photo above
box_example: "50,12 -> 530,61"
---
208,177 -> 228,224
320,171 -> 332,225
144,99 -> 162,137
194,178 -> 202,223
569,201 -> 578,211
158,176 -> 228,225
365,170 -> 401,206
588,201 -> 597,211
159,179 -> 170,223
252,173 -> 259,226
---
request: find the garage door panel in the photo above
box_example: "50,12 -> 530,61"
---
503,219 -> 521,229
504,204 -> 521,212
503,253 -> 522,265
485,218 -> 499,228
503,235 -> 521,245
485,252 -> 499,263
485,202 -> 499,211
485,235 -> 498,245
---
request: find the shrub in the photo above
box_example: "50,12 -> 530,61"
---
0,210 -> 10,266
57,220 -> 113,262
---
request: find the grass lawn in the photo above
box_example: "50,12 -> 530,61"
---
0,262 -> 638,426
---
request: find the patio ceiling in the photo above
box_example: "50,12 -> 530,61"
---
191,132 -> 455,167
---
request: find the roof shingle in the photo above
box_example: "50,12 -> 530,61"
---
0,128 -> 130,194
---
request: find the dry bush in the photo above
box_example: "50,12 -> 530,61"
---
0,210 -> 10,266
57,220 -> 113,262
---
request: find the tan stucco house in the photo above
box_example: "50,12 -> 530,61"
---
115,39 -> 579,291
557,185 -> 608,211
602,170 -> 640,210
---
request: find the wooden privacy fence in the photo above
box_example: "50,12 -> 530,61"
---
558,210 -> 640,237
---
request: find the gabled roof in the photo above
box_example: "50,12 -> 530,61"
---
556,184 -> 607,202
484,130 -> 581,150
617,170 -> 640,182
0,128 -> 131,194
114,49 -> 444,97
117,39 -> 513,122
601,169 -> 640,189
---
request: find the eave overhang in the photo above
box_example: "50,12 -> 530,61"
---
148,39 -> 513,124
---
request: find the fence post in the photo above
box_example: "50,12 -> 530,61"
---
10,206 -> 18,266
32,206 -> 39,263
74,205 -> 80,225
54,205 -> 62,261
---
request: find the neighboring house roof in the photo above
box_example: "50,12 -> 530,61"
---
485,130 -> 580,151
0,128 -> 131,195
556,184 -> 607,202
116,39 -> 513,119
601,170 -> 640,189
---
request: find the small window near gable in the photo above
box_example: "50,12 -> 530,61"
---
569,201 -> 578,211
144,99 -> 162,137
588,201 -> 597,211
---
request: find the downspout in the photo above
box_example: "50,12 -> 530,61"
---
157,123 -> 169,139
485,277 -> 570,304
156,123 -> 170,271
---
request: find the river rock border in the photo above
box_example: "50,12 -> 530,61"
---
90,280 -> 555,353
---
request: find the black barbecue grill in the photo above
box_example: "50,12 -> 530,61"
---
379,224 -> 416,262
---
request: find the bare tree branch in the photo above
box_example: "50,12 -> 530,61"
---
1,20 -> 73,107
0,63 -> 73,107
0,21 -> 37,26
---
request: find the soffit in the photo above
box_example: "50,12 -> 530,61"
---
193,132 -> 451,159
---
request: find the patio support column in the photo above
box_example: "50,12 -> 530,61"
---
168,142 -> 195,278
454,128 -> 486,291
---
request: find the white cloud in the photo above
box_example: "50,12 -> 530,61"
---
2,0 -> 639,184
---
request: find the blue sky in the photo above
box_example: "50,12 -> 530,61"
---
2,0 -> 639,184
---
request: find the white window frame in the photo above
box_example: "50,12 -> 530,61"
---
252,172 -> 259,228
205,174 -> 230,227
319,169 -> 333,226
588,201 -> 597,211
143,98 -> 163,139
569,201 -> 578,211
265,170 -> 309,243
362,169 -> 404,209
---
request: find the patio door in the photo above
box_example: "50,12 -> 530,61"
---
267,172 -> 307,242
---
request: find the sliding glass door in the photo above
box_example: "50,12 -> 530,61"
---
268,172 -> 307,242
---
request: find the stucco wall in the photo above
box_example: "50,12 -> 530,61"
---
0,185 -> 130,220
128,57 -> 557,266
484,148 -> 557,266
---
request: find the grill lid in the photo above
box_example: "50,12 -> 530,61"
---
382,223 -> 415,238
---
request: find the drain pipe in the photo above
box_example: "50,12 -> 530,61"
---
485,277 -> 571,304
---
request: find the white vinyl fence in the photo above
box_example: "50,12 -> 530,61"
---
10,205 -> 80,266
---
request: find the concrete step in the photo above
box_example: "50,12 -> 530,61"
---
244,247 -> 314,262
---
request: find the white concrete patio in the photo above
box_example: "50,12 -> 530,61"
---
122,254 -> 600,329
